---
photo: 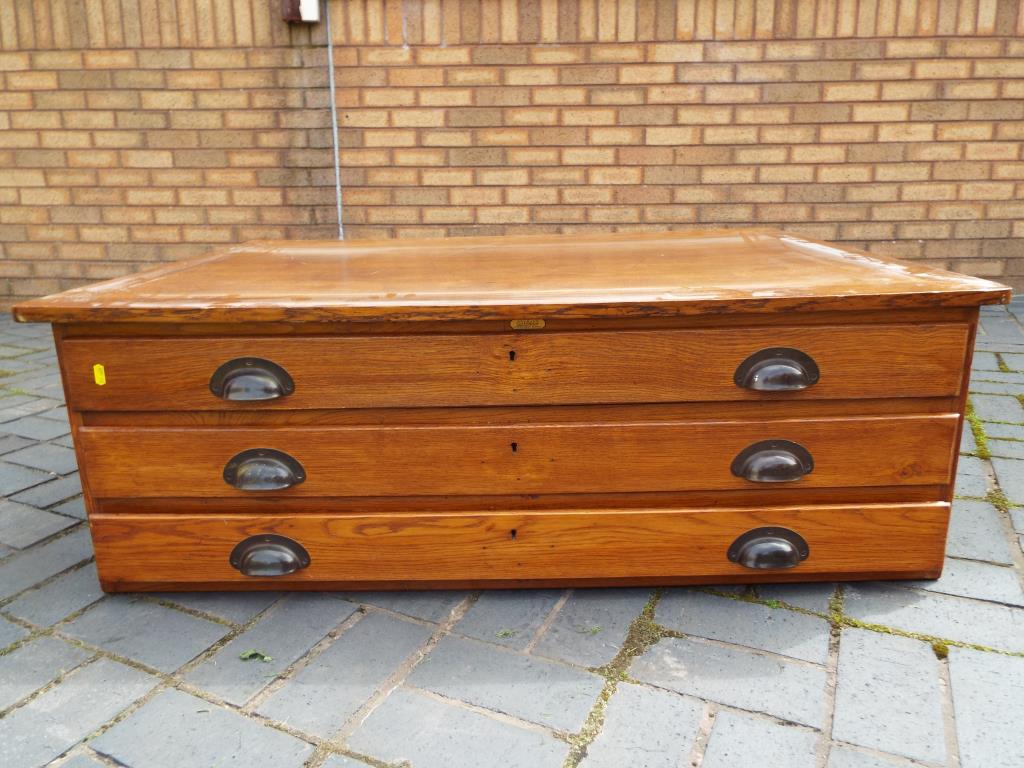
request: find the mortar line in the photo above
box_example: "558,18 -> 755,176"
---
242,607 -> 369,713
405,684 -> 568,740
937,657 -> 962,768
524,589 -> 572,653
332,592 -> 478,743
813,586 -> 843,768
686,702 -> 718,768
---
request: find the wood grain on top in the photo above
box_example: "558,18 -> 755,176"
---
13,229 -> 1010,324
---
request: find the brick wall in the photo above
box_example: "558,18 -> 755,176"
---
2,0 -> 1023,306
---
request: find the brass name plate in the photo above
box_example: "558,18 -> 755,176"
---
510,318 -> 545,330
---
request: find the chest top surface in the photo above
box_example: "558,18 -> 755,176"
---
12,228 -> 1010,324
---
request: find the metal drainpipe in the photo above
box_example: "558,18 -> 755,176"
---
323,0 -> 345,239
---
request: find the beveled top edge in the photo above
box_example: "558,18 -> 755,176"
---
12,228 -> 1012,324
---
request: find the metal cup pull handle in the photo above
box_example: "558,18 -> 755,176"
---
731,440 -> 813,483
210,358 -> 295,401
223,449 -> 305,491
728,527 -> 809,570
734,348 -> 819,392
230,534 -> 310,577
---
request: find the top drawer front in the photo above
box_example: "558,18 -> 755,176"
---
60,323 -> 969,411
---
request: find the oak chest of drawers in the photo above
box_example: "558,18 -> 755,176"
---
13,229 -> 1010,592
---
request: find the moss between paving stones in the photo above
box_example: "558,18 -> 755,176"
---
563,590 -> 668,768
965,400 -> 992,460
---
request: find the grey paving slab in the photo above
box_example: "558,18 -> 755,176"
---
844,583 -> 1024,653
532,588 -> 651,667
0,397 -> 62,422
983,421 -> 1024,439
11,473 -> 83,508
970,370 -> 1024,385
0,433 -> 34,455
52,497 -> 86,519
61,597 -> 230,673
1011,506 -> 1024,533
0,344 -> 33,359
971,393 -> 1024,423
186,594 -> 358,706
827,745 -> 911,768
1000,351 -> 1024,371
987,438 -> 1024,459
5,563 -> 104,626
979,314 -> 1024,342
954,467 -> 989,497
258,611 -> 433,739
756,582 -> 836,613
702,710 -> 817,768
0,636 -> 91,712
0,527 -> 92,600
0,658 -> 156,768
991,456 -> 1024,503
957,455 -> 987,476
960,424 -> 978,453
349,686 -> 567,768
578,682 -> 702,768
159,591 -> 282,624
0,460 -> 54,496
0,499 -> 78,549
0,416 -> 71,441
92,688 -> 315,768
630,636 -> 827,728
832,629 -> 945,763
4,443 -> 78,475
0,614 -> 29,649
409,635 -> 604,732
455,589 -> 563,650
342,590 -> 469,623
37,405 -> 68,422
971,351 -> 1001,370
968,380 -> 1024,396
657,589 -> 830,664
906,557 -> 1024,606
948,647 -> 1024,768
946,499 -> 1015,564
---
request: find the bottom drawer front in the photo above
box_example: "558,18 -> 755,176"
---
91,503 -> 948,590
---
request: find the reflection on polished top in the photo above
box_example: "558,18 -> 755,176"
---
12,228 -> 1011,324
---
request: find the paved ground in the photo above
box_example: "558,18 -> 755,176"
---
1,307 -> 1024,768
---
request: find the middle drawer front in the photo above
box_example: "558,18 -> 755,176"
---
59,323 -> 970,411
79,414 -> 958,498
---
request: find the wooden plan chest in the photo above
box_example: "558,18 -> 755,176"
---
12,229 -> 1011,592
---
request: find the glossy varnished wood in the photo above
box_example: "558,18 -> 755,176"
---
12,229 -> 1010,324
77,414 -> 958,498
90,503 -> 950,591
14,230 -> 1010,591
59,323 -> 970,411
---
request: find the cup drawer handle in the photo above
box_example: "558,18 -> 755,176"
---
223,449 -> 306,491
209,357 -> 295,401
728,527 -> 809,570
734,348 -> 819,392
230,534 -> 310,577
731,439 -> 813,483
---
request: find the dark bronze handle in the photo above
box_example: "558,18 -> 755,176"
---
210,358 -> 294,401
728,527 -> 809,570
731,440 -> 813,483
223,449 -> 305,491
734,348 -> 819,392
230,534 -> 310,577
